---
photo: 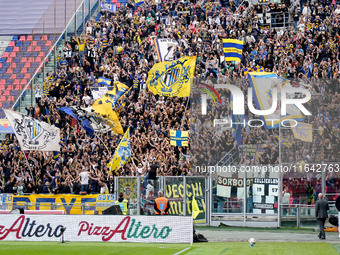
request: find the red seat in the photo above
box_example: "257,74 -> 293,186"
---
13,79 -> 19,85
0,79 -> 5,85
13,47 -> 19,52
6,68 -> 13,74
20,57 -> 27,63
11,74 -> 17,79
27,46 -> 33,52
26,35 -> 33,41
34,46 -> 41,52
0,102 -> 3,108
24,62 -> 31,68
3,90 -> 9,96
0,85 -> 5,90
24,73 -> 30,79
6,58 -> 12,63
9,52 -> 16,58
38,52 -> 44,57
8,41 -> 15,47
11,63 -> 17,68
7,85 -> 13,90
35,57 -> 42,62
19,36 -> 25,41
41,35 -> 47,40
0,96 -> 6,102
2,52 -> 9,58
21,68 -> 27,73
20,79 -> 27,85
45,40 -> 51,46
27,57 -> 33,62
32,41 -> 37,46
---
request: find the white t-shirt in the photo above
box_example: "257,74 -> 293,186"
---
146,184 -> 154,199
79,171 -> 89,185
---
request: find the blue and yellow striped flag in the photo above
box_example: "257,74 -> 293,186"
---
222,39 -> 243,62
107,127 -> 131,172
98,77 -> 112,86
170,130 -> 189,146
147,56 -> 196,97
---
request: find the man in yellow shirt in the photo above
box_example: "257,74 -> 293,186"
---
76,34 -> 86,66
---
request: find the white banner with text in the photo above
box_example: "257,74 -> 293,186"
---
0,215 -> 193,243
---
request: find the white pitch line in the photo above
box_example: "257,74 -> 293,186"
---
173,246 -> 191,255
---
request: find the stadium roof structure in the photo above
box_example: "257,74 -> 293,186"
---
0,0 -> 79,35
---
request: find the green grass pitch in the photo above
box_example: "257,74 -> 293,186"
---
0,242 -> 338,255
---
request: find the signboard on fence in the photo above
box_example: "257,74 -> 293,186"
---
165,177 -> 206,223
0,194 -> 116,215
0,215 -> 193,243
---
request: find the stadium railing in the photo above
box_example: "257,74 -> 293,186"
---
11,0 -> 101,114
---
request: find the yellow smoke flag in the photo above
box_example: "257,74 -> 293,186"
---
147,56 -> 196,97
192,195 -> 200,219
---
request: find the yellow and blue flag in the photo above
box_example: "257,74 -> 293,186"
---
290,121 -> 313,142
248,72 -> 304,129
147,56 -> 196,97
98,77 -> 112,86
53,151 -> 60,161
92,81 -> 130,134
222,39 -> 243,62
192,195 -> 200,219
170,130 -> 189,147
277,136 -> 295,148
108,127 -> 131,172
134,0 -> 144,6
244,65 -> 264,76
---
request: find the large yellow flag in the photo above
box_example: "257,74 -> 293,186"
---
192,195 -> 200,219
147,56 -> 196,97
290,121 -> 313,142
92,81 -> 130,134
107,127 -> 131,172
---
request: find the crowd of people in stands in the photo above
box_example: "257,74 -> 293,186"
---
0,0 -> 339,199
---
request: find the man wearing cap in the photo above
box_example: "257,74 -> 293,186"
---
117,193 -> 129,215
154,190 -> 169,215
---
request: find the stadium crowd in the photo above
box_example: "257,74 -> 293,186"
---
0,0 -> 339,202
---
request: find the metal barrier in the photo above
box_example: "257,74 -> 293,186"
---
257,11 -> 292,30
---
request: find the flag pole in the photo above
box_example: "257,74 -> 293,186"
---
94,132 -> 111,157
20,148 -> 36,186
180,97 -> 190,130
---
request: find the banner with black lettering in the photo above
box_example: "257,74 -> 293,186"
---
4,109 -> 60,151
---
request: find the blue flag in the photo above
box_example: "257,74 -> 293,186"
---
60,107 -> 94,136
100,3 -> 116,13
